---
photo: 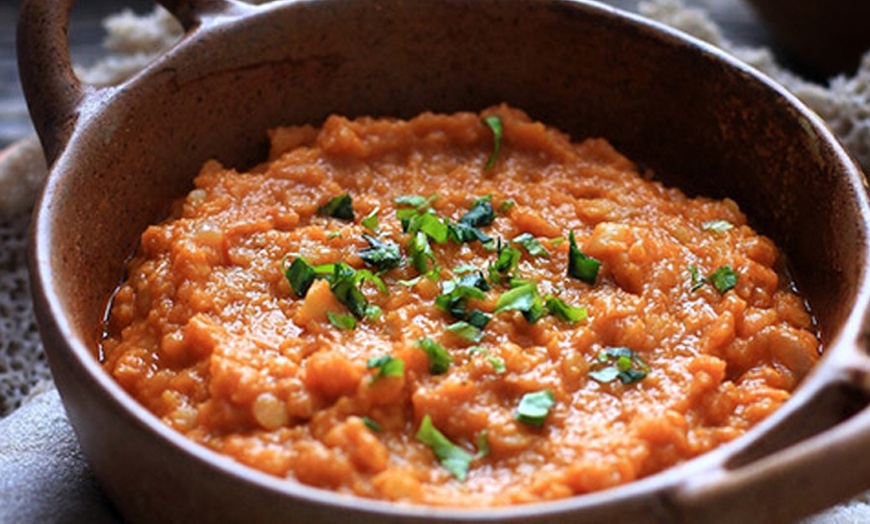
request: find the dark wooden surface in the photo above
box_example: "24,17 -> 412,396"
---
0,0 -> 807,149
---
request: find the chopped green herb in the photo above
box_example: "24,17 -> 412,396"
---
709,265 -> 738,293
408,231 -> 438,275
361,207 -> 380,233
498,200 -> 515,214
361,416 -> 382,432
416,414 -> 474,481
446,321 -> 484,343
544,295 -> 588,324
589,347 -> 650,385
489,239 -> 521,284
326,311 -> 357,330
515,390 -> 555,428
359,234 -> 403,271
317,193 -> 354,220
327,263 -> 384,319
397,275 -> 425,287
435,273 -> 492,328
475,430 -> 491,459
483,115 -> 503,170
447,221 -> 493,244
408,212 -> 450,243
395,194 -> 438,210
367,355 -> 405,383
285,258 -> 317,297
690,265 -> 739,294
415,337 -> 453,374
702,220 -> 734,233
326,231 -> 343,240
550,236 -> 565,247
567,231 -> 600,285
469,347 -> 506,374
461,195 -> 495,227
689,265 -> 705,292
453,264 -> 479,275
494,281 -> 545,323
512,233 -> 550,257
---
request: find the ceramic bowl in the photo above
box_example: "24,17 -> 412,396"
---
18,0 -> 870,522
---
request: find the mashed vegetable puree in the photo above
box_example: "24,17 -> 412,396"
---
101,106 -> 820,506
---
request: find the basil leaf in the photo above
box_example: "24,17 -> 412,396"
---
475,430 -> 491,459
689,265 -> 705,291
326,311 -> 356,330
709,265 -> 738,294
285,257 -> 317,297
469,346 -> 506,374
395,194 -> 438,210
446,321 -> 484,343
416,414 -> 474,481
362,416 -> 382,432
544,295 -> 588,324
489,240 -> 521,284
588,366 -> 621,383
367,355 -> 405,383
359,234 -> 403,271
408,231 -> 438,275
515,390 -> 555,428
447,221 -> 493,244
494,281 -> 545,323
415,337 -> 453,374
590,347 -> 649,385
498,200 -> 515,214
435,274 -> 492,328
317,193 -> 354,220
512,233 -> 550,257
483,116 -> 503,170
460,195 -> 495,227
362,207 -> 380,233
567,231 -> 600,285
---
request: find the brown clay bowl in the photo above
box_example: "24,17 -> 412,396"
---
17,0 -> 870,522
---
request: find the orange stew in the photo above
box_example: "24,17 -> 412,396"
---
101,106 -> 820,506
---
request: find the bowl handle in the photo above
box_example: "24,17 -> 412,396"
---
16,0 -> 248,165
670,350 -> 870,522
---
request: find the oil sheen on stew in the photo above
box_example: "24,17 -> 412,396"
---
101,106 -> 820,506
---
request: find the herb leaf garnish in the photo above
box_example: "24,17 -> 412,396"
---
494,280 -> 545,323
415,337 -> 453,374
460,195 -> 495,228
359,234 -> 403,271
512,233 -> 550,258
544,295 -> 588,324
317,193 -> 354,220
361,416 -> 382,432
285,258 -> 318,297
483,115 -> 503,170
367,355 -> 405,383
589,347 -> 650,385
362,207 -> 380,233
515,390 -> 555,428
326,311 -> 357,330
709,265 -> 738,293
416,414 -> 475,481
435,273 -> 492,328
689,265 -> 738,294
469,346 -> 506,374
446,321 -> 484,343
567,231 -> 600,285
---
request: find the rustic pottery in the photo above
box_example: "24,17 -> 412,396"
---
18,0 -> 870,522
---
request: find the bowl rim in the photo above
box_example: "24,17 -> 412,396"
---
23,0 -> 870,520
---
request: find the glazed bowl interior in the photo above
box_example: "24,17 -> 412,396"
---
21,0 -> 870,522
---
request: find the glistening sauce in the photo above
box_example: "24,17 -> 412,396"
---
101,106 -> 820,506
